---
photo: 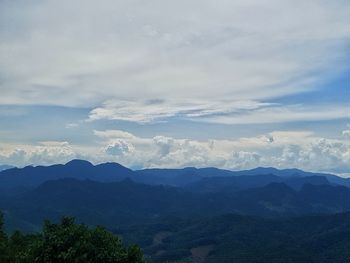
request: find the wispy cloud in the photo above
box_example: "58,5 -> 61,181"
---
88,99 -> 350,124
1,0 -> 349,114
1,1 -> 350,171
88,99 -> 272,123
196,104 -> 350,124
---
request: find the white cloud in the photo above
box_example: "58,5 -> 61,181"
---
92,128 -> 350,174
93,129 -> 134,139
0,142 -> 77,167
88,99 -> 271,123
228,151 -> 261,170
196,104 -> 350,124
1,128 -> 350,174
105,140 -> 134,156
1,0 -> 349,123
65,123 -> 79,129
39,141 -> 70,147
343,125 -> 350,139
88,100 -> 350,125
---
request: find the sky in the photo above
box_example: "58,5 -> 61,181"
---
0,0 -> 350,175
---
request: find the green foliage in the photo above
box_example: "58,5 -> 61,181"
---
1,215 -> 145,263
0,212 -> 8,262
6,231 -> 39,263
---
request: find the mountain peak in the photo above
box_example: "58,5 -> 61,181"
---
65,159 -> 94,167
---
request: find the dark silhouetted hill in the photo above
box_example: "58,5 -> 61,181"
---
3,178 -> 350,232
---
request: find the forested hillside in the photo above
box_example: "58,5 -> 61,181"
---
117,212 -> 350,263
0,213 -> 144,263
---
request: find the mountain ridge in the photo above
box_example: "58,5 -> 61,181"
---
3,177 -> 350,233
1,159 -> 349,191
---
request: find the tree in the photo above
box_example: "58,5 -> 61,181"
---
1,214 -> 146,263
7,230 -> 38,263
26,217 -> 146,263
0,212 -> 8,262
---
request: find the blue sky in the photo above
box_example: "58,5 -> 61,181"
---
0,0 -> 350,175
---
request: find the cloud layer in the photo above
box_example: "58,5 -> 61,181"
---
1,1 -> 350,173
2,127 -> 350,176
1,0 -> 350,124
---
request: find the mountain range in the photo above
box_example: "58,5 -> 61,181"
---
1,159 -> 349,191
0,165 -> 14,172
2,160 -> 350,262
1,160 -> 350,230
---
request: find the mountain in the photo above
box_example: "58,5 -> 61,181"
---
299,184 -> 350,213
1,159 -> 348,192
0,165 -> 14,172
2,160 -> 350,262
0,159 -> 134,191
231,167 -> 309,177
226,167 -> 350,187
135,167 -> 236,186
3,177 -> 350,233
185,174 -> 330,193
118,212 -> 350,263
135,166 -> 350,188
0,178 -> 231,231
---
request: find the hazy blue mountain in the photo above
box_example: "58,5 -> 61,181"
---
0,159 -> 348,193
0,165 -> 14,172
231,167 -> 308,177
134,167 -> 235,186
234,167 -> 350,187
284,175 -> 330,190
1,178 -> 231,231
0,159 -> 133,191
299,183 -> 350,213
3,177 -> 350,232
136,166 -> 349,188
185,174 -> 330,193
323,174 -> 350,187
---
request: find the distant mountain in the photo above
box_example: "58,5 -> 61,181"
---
134,167 -> 237,186
299,184 -> 350,213
3,177 -> 350,232
136,166 -> 350,188
284,175 -> 330,190
2,160 -> 350,262
231,167 -> 309,177
234,167 -> 350,187
0,165 -> 14,172
185,174 -> 330,193
0,159 -> 349,192
0,178 -> 230,231
0,159 -> 133,190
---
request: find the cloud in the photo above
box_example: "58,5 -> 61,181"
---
1,128 -> 350,174
93,130 -> 136,140
88,99 -> 271,123
39,141 -> 70,147
196,104 -> 350,124
65,123 -> 79,129
343,125 -> 350,139
92,128 -> 350,174
228,151 -> 261,170
88,100 -> 350,125
1,0 -> 350,120
276,139 -> 350,173
105,140 -> 134,156
0,142 -> 77,167
1,1 -> 350,176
